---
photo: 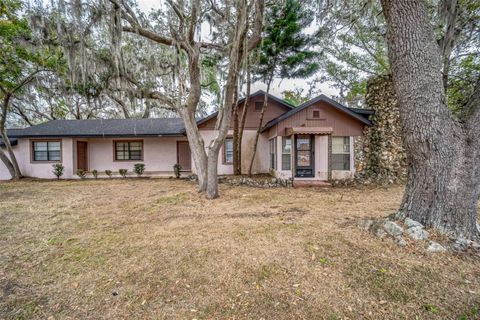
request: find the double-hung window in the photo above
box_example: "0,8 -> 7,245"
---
115,141 -> 143,161
224,138 -> 233,164
281,137 -> 291,170
332,137 -> 351,170
32,141 -> 61,161
269,137 -> 277,170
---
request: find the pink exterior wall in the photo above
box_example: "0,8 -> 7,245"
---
0,138 -> 75,180
195,130 -> 269,175
0,127 -> 356,181
0,132 -> 271,180
83,137 -> 187,177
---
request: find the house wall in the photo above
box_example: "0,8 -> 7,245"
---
268,134 -> 354,182
270,100 -> 365,137
82,137 -> 187,176
0,132 -> 271,180
0,138 -> 75,180
196,130 -> 269,175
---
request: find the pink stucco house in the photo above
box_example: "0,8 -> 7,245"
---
0,91 -> 372,182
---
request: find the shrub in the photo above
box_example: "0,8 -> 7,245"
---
119,169 -> 128,178
76,169 -> 87,179
173,164 -> 182,179
105,170 -> 112,178
91,169 -> 98,179
134,163 -> 145,177
52,163 -> 64,179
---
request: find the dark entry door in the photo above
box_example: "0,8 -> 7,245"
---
77,141 -> 88,171
177,141 -> 191,171
295,135 -> 314,177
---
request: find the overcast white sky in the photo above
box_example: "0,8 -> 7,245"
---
135,0 -> 340,100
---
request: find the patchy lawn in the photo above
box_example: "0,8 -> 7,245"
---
0,179 -> 479,320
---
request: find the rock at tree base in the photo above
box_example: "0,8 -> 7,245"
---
383,221 -> 404,237
406,226 -> 429,240
395,236 -> 407,247
426,241 -> 446,253
404,218 -> 424,229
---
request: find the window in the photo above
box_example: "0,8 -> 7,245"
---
224,138 -> 233,164
115,141 -> 143,161
255,101 -> 264,111
32,141 -> 61,161
312,110 -> 320,118
269,137 -> 277,170
281,137 -> 291,170
332,137 -> 350,170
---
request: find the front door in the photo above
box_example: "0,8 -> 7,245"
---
295,134 -> 314,177
177,141 -> 191,171
77,141 -> 88,171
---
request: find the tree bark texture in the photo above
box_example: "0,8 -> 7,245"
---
1,93 -> 22,180
248,78 -> 271,176
380,0 -> 479,239
205,0 -> 248,199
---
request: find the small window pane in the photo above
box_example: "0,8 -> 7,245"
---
269,138 -> 277,170
282,154 -> 291,171
34,151 -> 48,161
332,154 -> 350,170
34,142 -> 48,151
332,137 -> 350,154
282,138 -> 291,153
255,101 -> 264,110
296,135 -> 311,151
281,137 -> 291,171
224,139 -> 233,164
48,142 -> 61,151
297,150 -> 311,167
313,110 -> 320,118
49,151 -> 61,161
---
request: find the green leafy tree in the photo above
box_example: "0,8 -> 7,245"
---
315,0 -> 479,109
247,0 -> 319,175
0,0 -> 63,179
282,89 -> 310,106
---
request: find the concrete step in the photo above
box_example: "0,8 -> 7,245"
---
293,180 -> 331,188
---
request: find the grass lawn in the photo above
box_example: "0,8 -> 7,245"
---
0,179 -> 479,319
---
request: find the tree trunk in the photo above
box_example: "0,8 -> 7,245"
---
204,1 -> 248,199
235,68 -> 251,175
247,78 -> 272,176
380,0 -> 479,240
1,93 -> 22,180
232,86 -> 240,175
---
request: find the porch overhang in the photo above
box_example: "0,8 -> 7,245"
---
285,127 -> 333,135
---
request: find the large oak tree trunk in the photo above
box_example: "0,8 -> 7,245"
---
380,0 -> 479,240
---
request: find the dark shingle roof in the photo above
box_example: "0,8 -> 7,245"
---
261,95 -> 373,132
8,118 -> 187,138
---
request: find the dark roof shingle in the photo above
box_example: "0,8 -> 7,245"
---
8,118 -> 187,138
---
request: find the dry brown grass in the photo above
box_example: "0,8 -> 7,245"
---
0,179 -> 479,320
